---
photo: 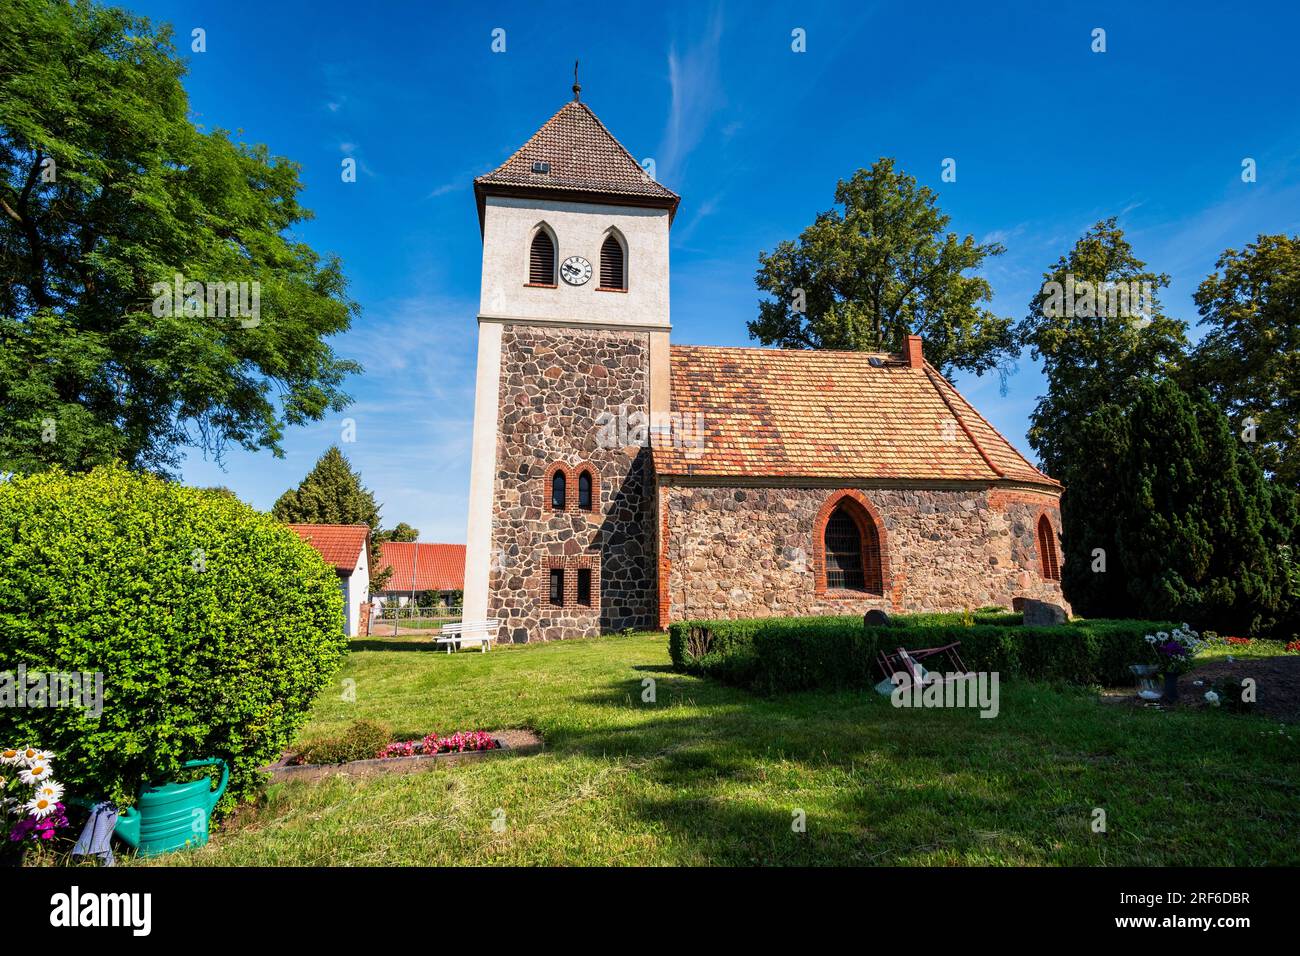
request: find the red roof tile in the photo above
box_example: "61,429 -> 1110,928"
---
378,542 -> 465,593
475,100 -> 679,218
653,345 -> 1059,489
287,524 -> 370,573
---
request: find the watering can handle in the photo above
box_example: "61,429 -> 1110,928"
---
182,758 -> 229,807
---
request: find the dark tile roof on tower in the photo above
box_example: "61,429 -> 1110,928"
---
475,100 -> 679,219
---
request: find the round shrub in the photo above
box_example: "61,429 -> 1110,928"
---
0,464 -> 348,810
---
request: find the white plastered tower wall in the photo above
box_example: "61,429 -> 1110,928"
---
462,194 -> 673,625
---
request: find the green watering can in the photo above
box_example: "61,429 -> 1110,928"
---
73,758 -> 229,858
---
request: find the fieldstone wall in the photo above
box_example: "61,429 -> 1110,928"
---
662,482 -> 1068,621
488,324 -> 657,642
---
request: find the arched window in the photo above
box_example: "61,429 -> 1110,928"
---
550,470 -> 566,510
598,233 -> 626,290
529,227 -> 556,285
1037,515 -> 1060,581
814,492 -> 887,598
577,470 -> 593,511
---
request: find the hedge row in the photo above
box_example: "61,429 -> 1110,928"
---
668,613 -> 1176,694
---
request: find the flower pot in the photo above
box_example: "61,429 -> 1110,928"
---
1163,672 -> 1179,704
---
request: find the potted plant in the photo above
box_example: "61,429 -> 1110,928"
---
1,745 -> 70,866
1143,625 -> 1205,703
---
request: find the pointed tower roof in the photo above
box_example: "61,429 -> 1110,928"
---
474,100 -> 680,228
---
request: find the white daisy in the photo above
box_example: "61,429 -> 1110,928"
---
1144,634 -> 1157,644
25,793 -> 58,819
1,748 -> 23,765
18,760 -> 51,784
24,749 -> 53,765
36,780 -> 64,803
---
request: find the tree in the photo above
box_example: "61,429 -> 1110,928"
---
1016,218 -> 1188,479
376,522 -> 419,543
1058,403 -> 1131,618
0,0 -> 360,475
272,446 -> 391,592
1189,234 -> 1300,491
748,158 -> 1016,378
1062,378 -> 1293,634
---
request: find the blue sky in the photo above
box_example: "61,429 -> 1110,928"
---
131,0 -> 1300,542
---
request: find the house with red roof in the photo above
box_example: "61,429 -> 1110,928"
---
461,89 -> 1067,645
287,523 -> 371,636
373,542 -> 465,609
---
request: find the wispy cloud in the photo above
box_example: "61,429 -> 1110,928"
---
657,4 -> 726,184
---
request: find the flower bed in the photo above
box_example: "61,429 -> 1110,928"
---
377,731 -> 499,758
265,728 -> 541,783
2,745 -> 69,853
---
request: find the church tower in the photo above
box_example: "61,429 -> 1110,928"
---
463,82 -> 680,641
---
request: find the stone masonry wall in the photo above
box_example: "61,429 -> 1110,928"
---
489,324 -> 657,642
662,482 -> 1067,621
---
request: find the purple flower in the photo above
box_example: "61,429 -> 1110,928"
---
8,802 -> 68,842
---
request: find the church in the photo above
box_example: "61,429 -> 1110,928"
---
462,88 -> 1067,644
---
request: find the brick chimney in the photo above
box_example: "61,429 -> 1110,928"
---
904,334 -> 924,368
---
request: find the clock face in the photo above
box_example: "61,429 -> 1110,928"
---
560,255 -> 593,286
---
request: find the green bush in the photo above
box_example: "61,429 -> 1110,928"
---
669,615 -> 861,672
293,719 -> 392,765
869,619 -> 1170,686
886,610 -> 1023,628
671,611 -> 1176,693
0,465 -> 348,810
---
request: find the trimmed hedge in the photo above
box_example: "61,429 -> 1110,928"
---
669,612 -> 1176,694
0,465 -> 348,810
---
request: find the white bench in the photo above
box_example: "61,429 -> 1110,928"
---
436,620 -> 500,654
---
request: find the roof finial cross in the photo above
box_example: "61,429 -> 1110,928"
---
573,59 -> 581,101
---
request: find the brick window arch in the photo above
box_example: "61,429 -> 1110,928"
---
813,490 -> 888,598
577,468 -> 594,511
543,463 -> 568,511
1037,513 -> 1060,581
542,462 -> 599,513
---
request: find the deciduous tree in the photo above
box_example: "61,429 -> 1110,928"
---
749,158 -> 1016,379
1189,233 -> 1300,491
1016,218 -> 1188,480
0,0 -> 359,474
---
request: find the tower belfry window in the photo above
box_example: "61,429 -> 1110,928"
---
529,229 -> 556,285
599,234 -> 626,291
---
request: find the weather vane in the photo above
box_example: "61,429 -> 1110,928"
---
573,59 -> 581,101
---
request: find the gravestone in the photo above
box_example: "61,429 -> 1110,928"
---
1022,598 -> 1067,626
864,609 -> 891,627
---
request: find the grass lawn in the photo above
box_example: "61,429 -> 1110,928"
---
147,633 -> 1299,866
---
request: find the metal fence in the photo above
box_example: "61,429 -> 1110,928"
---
372,603 -> 463,637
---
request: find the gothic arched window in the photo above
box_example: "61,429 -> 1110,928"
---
598,233 -> 626,291
816,493 -> 886,597
529,227 -> 556,285
550,470 -> 566,510
577,470 -> 593,511
1038,515 -> 1060,581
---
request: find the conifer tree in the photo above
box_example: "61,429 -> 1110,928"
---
273,446 -> 391,592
